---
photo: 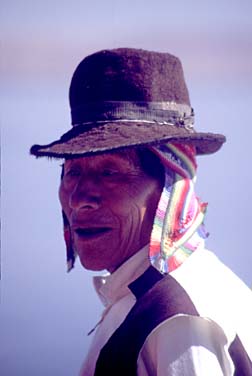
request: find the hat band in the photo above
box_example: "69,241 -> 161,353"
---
71,101 -> 194,129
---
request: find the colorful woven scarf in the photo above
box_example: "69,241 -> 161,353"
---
148,142 -> 208,274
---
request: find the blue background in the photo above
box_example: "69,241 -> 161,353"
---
1,1 -> 252,374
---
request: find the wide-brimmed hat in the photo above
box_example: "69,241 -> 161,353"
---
30,48 -> 226,158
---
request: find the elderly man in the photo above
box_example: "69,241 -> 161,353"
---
31,48 -> 252,375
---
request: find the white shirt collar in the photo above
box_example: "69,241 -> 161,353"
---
93,245 -> 150,307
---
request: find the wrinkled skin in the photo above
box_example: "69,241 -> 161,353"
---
59,151 -> 163,272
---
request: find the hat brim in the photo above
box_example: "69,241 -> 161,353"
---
30,121 -> 226,158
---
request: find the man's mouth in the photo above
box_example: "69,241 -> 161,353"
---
74,227 -> 112,239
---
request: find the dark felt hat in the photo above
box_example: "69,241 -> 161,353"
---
30,48 -> 226,158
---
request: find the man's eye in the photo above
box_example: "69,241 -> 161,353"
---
65,169 -> 81,177
101,169 -> 118,177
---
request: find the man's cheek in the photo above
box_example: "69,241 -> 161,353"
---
59,195 -> 71,219
110,204 -> 132,217
58,188 -> 65,207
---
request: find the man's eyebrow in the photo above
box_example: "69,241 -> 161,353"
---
102,157 -> 141,171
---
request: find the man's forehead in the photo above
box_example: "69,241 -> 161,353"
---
64,149 -> 140,167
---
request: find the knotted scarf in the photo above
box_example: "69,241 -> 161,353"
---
149,142 -> 208,274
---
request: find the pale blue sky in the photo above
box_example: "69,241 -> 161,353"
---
1,1 -> 252,375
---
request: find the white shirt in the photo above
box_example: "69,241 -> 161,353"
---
80,246 -> 252,375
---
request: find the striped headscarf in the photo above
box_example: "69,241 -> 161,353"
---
149,142 -> 208,274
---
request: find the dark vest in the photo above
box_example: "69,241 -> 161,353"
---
94,266 -> 252,376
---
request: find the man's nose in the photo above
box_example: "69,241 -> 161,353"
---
69,176 -> 101,211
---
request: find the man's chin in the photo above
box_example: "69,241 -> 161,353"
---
76,243 -> 116,272
78,255 -> 111,272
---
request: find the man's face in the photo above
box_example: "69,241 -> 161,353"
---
59,150 -> 163,272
